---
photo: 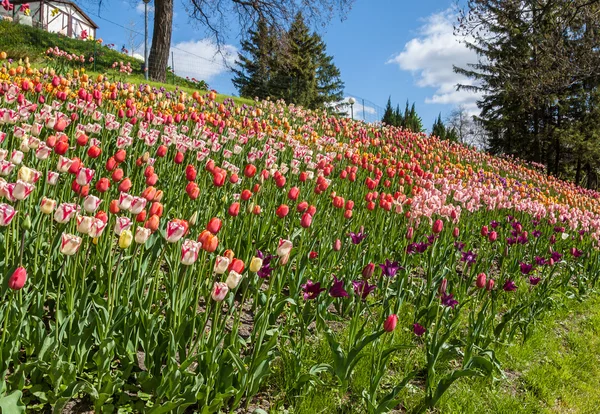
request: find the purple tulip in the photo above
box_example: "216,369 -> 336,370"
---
519,262 -> 533,275
379,259 -> 402,278
329,275 -> 348,298
348,229 -> 367,244
503,280 -> 517,291
413,323 -> 426,336
352,280 -> 376,300
440,293 -> 459,309
302,280 -> 326,300
461,250 -> 477,266
529,276 -> 541,286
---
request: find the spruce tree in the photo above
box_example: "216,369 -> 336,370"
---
382,97 -> 395,125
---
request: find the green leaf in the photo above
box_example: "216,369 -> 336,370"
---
0,391 -> 25,414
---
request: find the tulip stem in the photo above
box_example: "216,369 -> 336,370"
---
0,293 -> 13,355
19,230 -> 25,267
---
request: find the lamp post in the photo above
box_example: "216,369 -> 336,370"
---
348,97 -> 356,120
143,0 -> 151,81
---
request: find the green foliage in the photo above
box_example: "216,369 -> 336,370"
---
380,99 -> 423,132
233,14 -> 344,109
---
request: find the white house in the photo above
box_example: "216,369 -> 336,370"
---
4,0 -> 98,39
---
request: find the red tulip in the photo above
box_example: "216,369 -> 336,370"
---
276,204 -> 289,218
476,273 -> 487,289
228,258 -> 244,273
8,267 -> 27,290
489,231 -> 498,242
300,212 -> 313,228
106,157 -> 118,171
241,189 -> 252,201
213,172 -> 226,187
54,140 -> 69,155
433,219 -> 443,234
76,133 -> 88,146
145,214 -> 160,233
244,164 -> 256,178
156,145 -> 167,157
207,217 -> 222,234
297,201 -> 308,213
109,200 -> 120,214
95,177 -> 110,193
186,182 -> 199,199
185,165 -> 197,181
383,314 -> 398,332
115,149 -> 126,163
452,227 -> 460,238
118,178 -> 132,192
344,209 -> 353,219
288,187 -> 299,201
174,151 -> 184,164
87,145 -> 101,158
228,202 -> 240,217
144,166 -> 154,178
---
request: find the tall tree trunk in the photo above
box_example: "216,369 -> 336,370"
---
148,0 -> 173,82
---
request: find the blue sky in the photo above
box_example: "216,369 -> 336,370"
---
84,0 -> 480,130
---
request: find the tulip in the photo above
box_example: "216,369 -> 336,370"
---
432,219 -> 443,234
438,278 -> 448,295
486,279 -> 495,291
277,239 -> 293,258
11,180 -> 35,200
288,186 -> 299,201
8,267 -> 27,290
115,149 -> 126,163
118,178 -> 132,193
228,258 -> 244,274
226,270 -> 243,289
333,239 -> 342,251
276,204 -> 289,218
88,218 -> 107,238
203,233 -> 219,252
166,219 -> 186,242
145,214 -> 160,233
249,257 -> 263,273
181,239 -> 201,265
129,197 -> 147,215
82,195 -> 101,213
214,256 -> 231,274
47,171 -> 59,185
300,212 -> 313,228
57,156 -> 73,172
114,216 -> 133,235
76,167 -> 94,186
135,227 -> 151,244
18,166 -> 38,183
174,151 -> 184,164
206,217 -> 222,234
40,197 -> 57,214
362,262 -> 375,279
95,177 -> 110,193
228,202 -> 240,217
406,227 -> 414,240
211,282 -> 229,301
384,314 -> 398,332
60,233 -> 82,255
489,231 -> 498,242
476,272 -> 487,289
119,229 -> 133,248
452,227 -> 460,238
54,203 -> 78,224
76,215 -> 94,235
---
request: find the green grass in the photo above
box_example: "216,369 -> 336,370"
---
262,294 -> 600,413
0,19 -> 254,106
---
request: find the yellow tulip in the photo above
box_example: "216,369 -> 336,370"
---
118,230 -> 133,249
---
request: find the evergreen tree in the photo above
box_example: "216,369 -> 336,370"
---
232,19 -> 278,100
382,97 -> 395,125
394,104 -> 403,127
431,114 -> 447,139
313,37 -> 344,108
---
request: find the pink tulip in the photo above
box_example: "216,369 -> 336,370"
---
47,171 -> 59,185
82,195 -> 101,213
88,218 -> 107,238
60,233 -> 82,255
211,282 -> 229,301
181,239 -> 201,265
54,203 -> 79,224
76,167 -> 94,186
10,180 -> 35,200
114,216 -> 133,235
214,256 -> 231,274
129,197 -> 147,215
384,314 -> 398,332
8,267 -> 27,290
0,203 -> 17,226
118,192 -> 133,210
165,220 -> 186,243
476,273 -> 487,289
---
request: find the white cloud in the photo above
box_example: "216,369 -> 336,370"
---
169,39 -> 237,81
387,9 -> 481,114
135,2 -> 154,14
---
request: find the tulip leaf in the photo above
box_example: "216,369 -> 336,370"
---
0,390 -> 25,414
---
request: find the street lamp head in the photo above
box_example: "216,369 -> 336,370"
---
143,0 -> 151,3
348,97 -> 356,105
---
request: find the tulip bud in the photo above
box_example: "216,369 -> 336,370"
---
438,278 -> 448,295
119,229 -> 133,249
452,227 -> 460,238
476,273 -> 486,289
489,231 -> 498,242
406,227 -> 414,240
383,314 -> 398,332
362,262 -> 375,280
432,219 -> 443,234
300,212 -> 313,228
211,282 -> 229,301
249,257 -> 263,273
333,239 -> 342,251
226,270 -> 243,290
486,279 -> 495,291
8,266 -> 27,290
